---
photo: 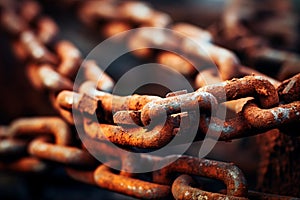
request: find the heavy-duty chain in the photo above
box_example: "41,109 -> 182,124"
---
0,0 -> 300,199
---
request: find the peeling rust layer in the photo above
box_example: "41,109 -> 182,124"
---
140,91 -> 216,126
243,101 -> 300,130
153,155 -> 248,197
198,75 -> 279,108
195,66 -> 280,88
83,118 -> 176,148
198,114 -> 252,141
94,164 -> 171,199
79,81 -> 161,112
277,73 -> 300,103
172,175 -> 247,200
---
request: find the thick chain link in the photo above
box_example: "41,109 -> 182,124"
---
0,0 -> 299,199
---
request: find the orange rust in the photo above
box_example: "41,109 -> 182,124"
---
26,64 -> 73,92
153,155 -> 248,197
242,100 -> 300,130
157,52 -> 196,76
83,117 -> 176,148
29,137 -> 96,167
82,60 -> 115,92
7,117 -> 71,145
172,175 -> 247,200
140,91 -> 217,126
94,164 -> 171,199
55,40 -> 82,78
198,75 -> 279,108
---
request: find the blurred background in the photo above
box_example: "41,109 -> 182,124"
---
0,0 -> 299,199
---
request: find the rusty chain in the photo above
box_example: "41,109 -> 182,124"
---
0,0 -> 300,199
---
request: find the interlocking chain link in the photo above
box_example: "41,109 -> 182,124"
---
0,0 -> 300,199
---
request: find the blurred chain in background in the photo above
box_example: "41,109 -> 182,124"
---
0,0 -> 300,199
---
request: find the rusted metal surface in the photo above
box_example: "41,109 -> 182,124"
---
277,73 -> 300,103
243,101 -> 300,130
29,137 -> 96,167
153,155 -> 248,197
94,163 -> 171,199
139,91 -> 216,126
83,117 -> 177,148
198,75 -> 279,108
172,175 -> 247,200
1,0 -> 300,199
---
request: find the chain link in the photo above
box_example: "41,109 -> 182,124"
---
0,0 -> 300,199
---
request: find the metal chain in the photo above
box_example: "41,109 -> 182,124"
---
0,0 -> 300,199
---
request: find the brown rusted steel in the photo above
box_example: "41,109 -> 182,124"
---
56,90 -> 83,110
172,23 -> 213,44
140,75 -> 278,126
2,0 -> 300,198
249,47 -> 300,81
140,91 -> 217,126
157,52 -> 196,76
49,92 -> 75,125
195,68 -> 223,87
0,157 -> 48,173
56,90 -> 98,116
102,21 -> 132,38
55,40 -> 82,78
82,60 -> 115,92
198,75 -> 279,108
242,100 -> 300,131
113,110 -> 143,126
78,81 -> 161,119
195,66 -> 280,88
1,117 -> 97,166
214,0 -> 300,81
6,117 -> 71,145
79,1 -> 172,28
83,117 -> 177,148
238,66 -> 281,87
94,163 -> 171,199
198,43 -> 240,81
29,137 -> 96,167
20,30 -> 57,63
120,1 -> 172,27
26,64 -> 73,92
153,155 -> 248,197
198,114 -> 251,141
172,174 -> 247,200
277,73 -> 300,103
